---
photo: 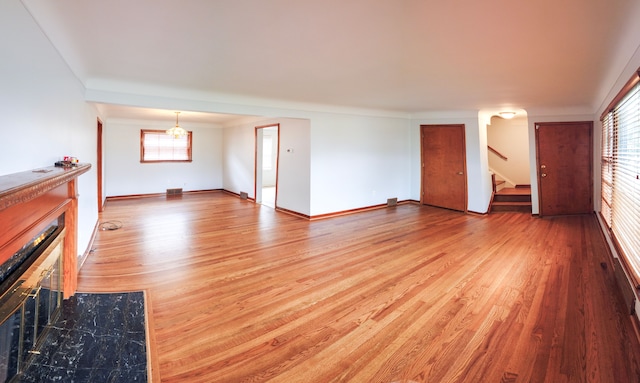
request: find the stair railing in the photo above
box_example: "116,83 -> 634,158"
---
492,173 -> 497,193
488,146 -> 508,161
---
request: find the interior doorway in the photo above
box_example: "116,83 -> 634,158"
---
485,111 -> 533,213
486,114 -> 531,190
255,124 -> 279,208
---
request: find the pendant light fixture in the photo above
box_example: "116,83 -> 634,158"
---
166,112 -> 187,138
498,111 -> 517,119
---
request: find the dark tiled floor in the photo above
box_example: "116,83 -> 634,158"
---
18,292 -> 147,382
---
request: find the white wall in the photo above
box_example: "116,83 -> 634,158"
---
104,119 -> 223,196
0,0 -> 98,256
411,112 -> 493,214
487,115 -> 530,186
223,121 -> 257,197
279,119 -> 311,215
223,113 -> 410,218
224,117 -> 311,216
309,113 -> 411,216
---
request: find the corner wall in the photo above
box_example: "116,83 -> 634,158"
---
223,117 -> 311,216
222,112 -> 412,218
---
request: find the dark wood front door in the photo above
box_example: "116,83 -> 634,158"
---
421,124 -> 467,212
535,121 -> 593,216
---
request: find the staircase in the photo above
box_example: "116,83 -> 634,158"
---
491,187 -> 532,213
494,178 -> 506,191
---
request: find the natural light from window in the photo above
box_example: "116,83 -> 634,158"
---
141,129 -> 192,162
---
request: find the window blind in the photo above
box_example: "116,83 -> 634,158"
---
601,113 -> 613,228
601,76 -> 640,286
141,130 -> 192,162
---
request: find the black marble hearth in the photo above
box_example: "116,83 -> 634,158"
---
17,292 -> 147,382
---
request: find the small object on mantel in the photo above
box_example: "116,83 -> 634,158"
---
55,161 -> 77,168
55,156 -> 79,168
32,169 -> 53,173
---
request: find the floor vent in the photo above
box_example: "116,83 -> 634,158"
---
166,188 -> 183,197
240,191 -> 248,200
613,257 -> 636,315
387,198 -> 398,207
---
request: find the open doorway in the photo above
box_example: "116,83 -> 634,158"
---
255,124 -> 279,208
486,112 -> 532,212
487,114 -> 530,189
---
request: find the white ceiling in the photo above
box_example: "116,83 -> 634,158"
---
21,0 -> 640,121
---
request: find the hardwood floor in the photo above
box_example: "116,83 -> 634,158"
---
78,192 -> 640,382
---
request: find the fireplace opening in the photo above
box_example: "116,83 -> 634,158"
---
0,215 -> 65,382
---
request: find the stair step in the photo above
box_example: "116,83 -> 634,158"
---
492,201 -> 531,206
495,189 -> 530,196
491,186 -> 532,213
494,194 -> 532,203
491,201 -> 532,213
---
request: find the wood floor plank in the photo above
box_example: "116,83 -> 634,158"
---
77,192 -> 640,382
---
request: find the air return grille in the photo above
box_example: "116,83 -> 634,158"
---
166,188 -> 183,197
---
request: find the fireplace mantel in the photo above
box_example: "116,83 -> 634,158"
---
0,164 -> 91,298
0,164 -> 90,211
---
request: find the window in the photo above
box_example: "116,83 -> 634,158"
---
140,130 -> 192,162
600,68 -> 640,286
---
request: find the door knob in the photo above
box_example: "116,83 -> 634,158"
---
541,164 -> 546,169
457,172 -> 463,175
541,173 -> 547,177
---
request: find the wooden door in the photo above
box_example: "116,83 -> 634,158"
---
421,124 -> 467,212
535,121 -> 593,216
